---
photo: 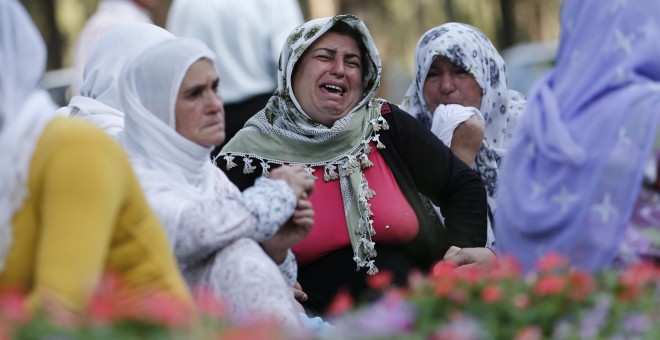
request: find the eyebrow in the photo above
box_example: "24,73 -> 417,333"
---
184,77 -> 220,95
314,47 -> 361,61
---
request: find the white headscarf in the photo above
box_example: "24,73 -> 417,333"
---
0,0 -> 58,271
58,23 -> 175,137
120,38 -> 217,238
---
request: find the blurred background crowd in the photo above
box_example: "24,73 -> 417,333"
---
21,0 -> 561,106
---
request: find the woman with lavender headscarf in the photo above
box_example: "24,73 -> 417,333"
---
496,0 -> 660,272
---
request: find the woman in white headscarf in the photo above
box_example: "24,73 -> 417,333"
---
0,0 -> 192,314
58,23 -> 174,137
119,37 -> 316,330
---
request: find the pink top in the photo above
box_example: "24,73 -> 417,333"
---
293,144 -> 419,266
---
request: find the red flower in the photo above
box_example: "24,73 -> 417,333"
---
512,293 -> 530,310
533,275 -> 566,296
130,292 -> 192,327
567,271 -> 595,301
456,265 -> 482,285
489,255 -> 522,280
448,289 -> 469,305
514,326 -> 542,340
431,261 -> 457,278
192,287 -> 229,320
366,270 -> 393,291
0,290 -> 29,324
326,289 -> 353,316
618,262 -> 660,301
481,285 -> 502,303
221,319 -> 282,340
433,277 -> 456,297
536,252 -> 568,272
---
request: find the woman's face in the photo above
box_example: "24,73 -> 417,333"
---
175,58 -> 225,147
423,56 -> 483,114
292,32 -> 364,127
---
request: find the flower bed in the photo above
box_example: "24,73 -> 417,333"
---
328,254 -> 660,339
1,254 -> 659,339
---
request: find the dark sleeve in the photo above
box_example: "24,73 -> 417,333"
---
383,104 -> 487,247
218,159 -> 263,191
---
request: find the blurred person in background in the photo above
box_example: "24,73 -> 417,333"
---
58,23 -> 174,138
166,0 -> 304,156
496,0 -> 660,272
69,0 -> 161,98
0,0 -> 193,317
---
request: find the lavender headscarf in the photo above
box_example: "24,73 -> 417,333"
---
495,0 -> 660,272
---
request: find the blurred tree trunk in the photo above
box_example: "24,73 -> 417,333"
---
21,0 -> 62,70
498,0 -> 516,49
443,0 -> 456,22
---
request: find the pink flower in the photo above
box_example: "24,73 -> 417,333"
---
366,270 -> 393,291
192,287 -> 229,319
433,277 -> 456,297
326,289 -> 354,316
533,275 -> 566,296
536,252 -> 568,272
567,271 -> 595,301
512,293 -> 530,310
515,326 -> 542,340
489,255 -> 522,280
481,285 -> 502,303
0,290 -> 29,324
221,319 -> 282,340
431,261 -> 457,278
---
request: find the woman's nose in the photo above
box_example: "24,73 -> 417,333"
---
330,60 -> 345,76
208,91 -> 224,111
439,75 -> 456,93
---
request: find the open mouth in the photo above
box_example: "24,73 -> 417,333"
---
322,84 -> 345,95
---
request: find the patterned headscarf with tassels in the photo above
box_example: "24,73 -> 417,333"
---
219,14 -> 385,274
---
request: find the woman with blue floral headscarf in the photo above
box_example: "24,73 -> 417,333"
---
220,15 -> 488,313
401,23 -> 526,249
496,0 -> 660,272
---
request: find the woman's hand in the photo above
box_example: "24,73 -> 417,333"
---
270,165 -> 314,198
442,246 -> 497,270
261,197 -> 314,263
450,115 -> 484,168
293,281 -> 308,303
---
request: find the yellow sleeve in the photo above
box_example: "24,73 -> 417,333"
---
28,140 -> 126,310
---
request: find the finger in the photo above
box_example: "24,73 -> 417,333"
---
292,209 -> 314,220
444,246 -> 461,259
294,289 -> 308,302
296,198 -> 312,209
295,218 -> 314,230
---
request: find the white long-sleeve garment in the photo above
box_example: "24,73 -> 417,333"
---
166,0 -> 304,104
119,38 -> 303,330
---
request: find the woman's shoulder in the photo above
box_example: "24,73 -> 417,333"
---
40,117 -> 122,152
